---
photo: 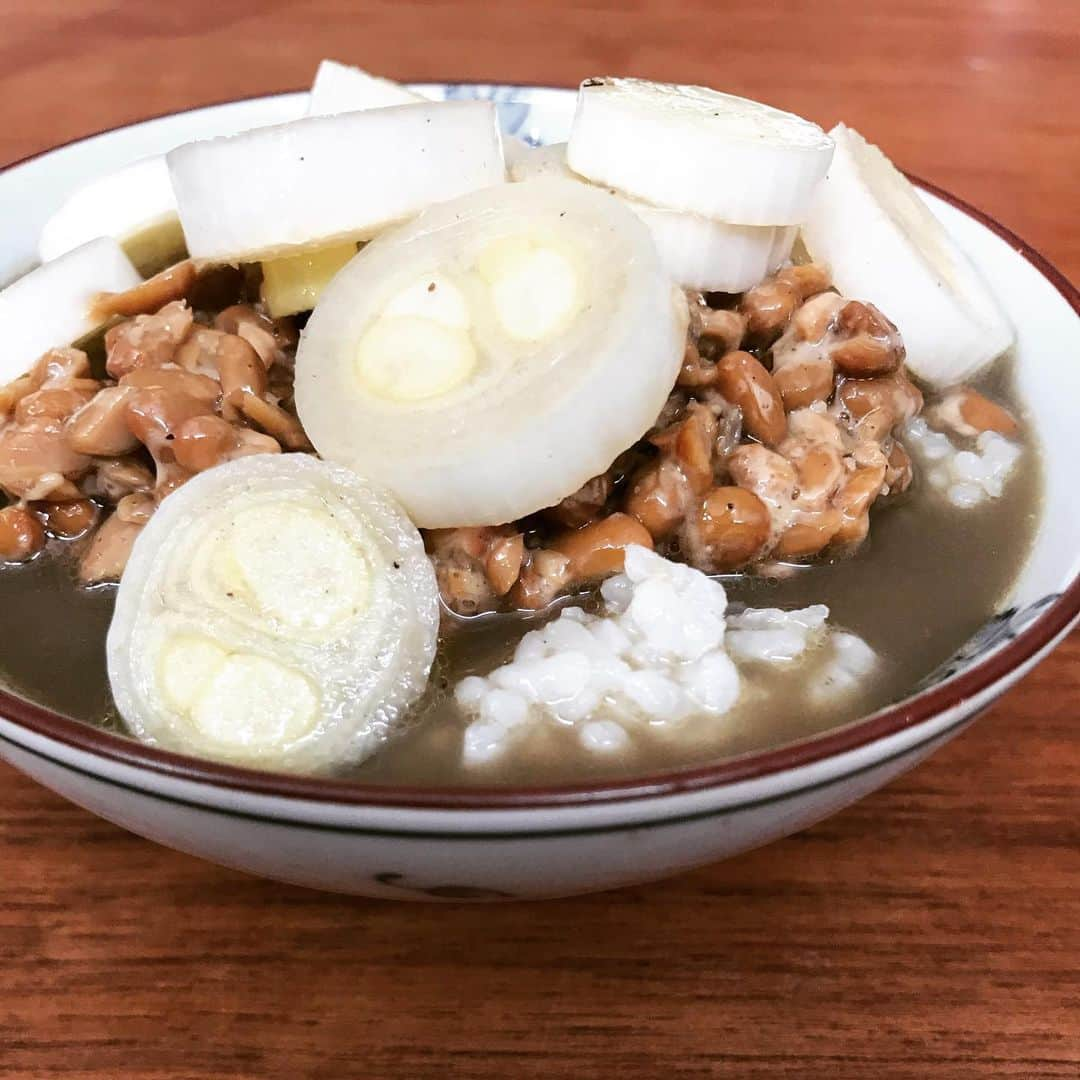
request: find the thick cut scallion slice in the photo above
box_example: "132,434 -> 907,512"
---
567,78 -> 834,226
107,454 -> 439,773
511,143 -> 795,291
295,178 -> 688,528
38,156 -> 180,267
261,242 -> 359,317
167,101 -> 506,263
800,124 -> 1014,386
306,59 -> 429,115
0,238 -> 141,384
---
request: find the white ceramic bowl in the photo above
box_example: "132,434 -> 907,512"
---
1,86 -> 1077,900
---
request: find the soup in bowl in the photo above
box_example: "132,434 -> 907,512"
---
0,71 -> 1076,899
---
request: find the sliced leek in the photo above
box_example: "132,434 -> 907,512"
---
296,178 -> 688,528
0,238 -> 141,384
306,59 -> 429,115
567,78 -> 834,226
261,241 -> 359,317
800,124 -> 1014,386
37,156 -> 179,266
107,454 -> 439,773
511,143 -> 795,291
167,102 -> 506,263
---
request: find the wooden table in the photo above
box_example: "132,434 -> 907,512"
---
1,3 -> 1077,1076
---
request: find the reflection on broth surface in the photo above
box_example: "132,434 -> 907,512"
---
0,358 -> 1040,786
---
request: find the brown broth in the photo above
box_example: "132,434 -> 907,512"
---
357,437 -> 1040,783
0,360 -> 1041,786
0,222 -> 1041,783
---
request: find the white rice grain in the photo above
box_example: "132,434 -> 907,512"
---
456,547 -> 878,768
904,417 -> 1021,508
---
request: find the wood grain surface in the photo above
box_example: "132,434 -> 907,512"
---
1,2 -> 1078,1077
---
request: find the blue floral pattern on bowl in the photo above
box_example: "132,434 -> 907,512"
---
415,82 -> 576,146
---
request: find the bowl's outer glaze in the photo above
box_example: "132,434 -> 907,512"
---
0,86 -> 1077,898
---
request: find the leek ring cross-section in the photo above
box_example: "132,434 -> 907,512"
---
295,178 -> 689,528
107,454 -> 439,773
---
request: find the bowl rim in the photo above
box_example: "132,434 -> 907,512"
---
0,90 -> 1077,812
